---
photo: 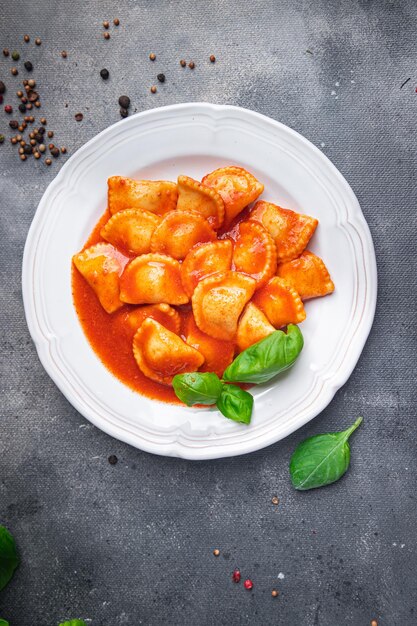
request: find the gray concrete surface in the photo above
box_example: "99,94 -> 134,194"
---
0,1 -> 416,624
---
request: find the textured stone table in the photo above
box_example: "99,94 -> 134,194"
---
0,1 -> 415,625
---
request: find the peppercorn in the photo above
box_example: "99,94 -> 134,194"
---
35,38 -> 41,46
51,147 -> 60,157
28,79 -> 36,88
0,82 -> 5,95
118,95 -> 130,108
0,95 -> 3,104
24,35 -> 30,43
9,120 -> 19,129
0,135 -> 4,144
113,18 -> 120,26
20,154 -> 27,161
38,126 -> 45,134
39,143 -> 46,152
74,112 -> 83,122
11,68 -> 19,76
61,50 -> 67,58
244,579 -> 253,590
188,61 -> 195,69
26,102 -> 32,110
11,51 -> 20,61
210,54 -> 216,63
28,90 -> 39,102
3,49 -> 10,57
104,32 -> 110,40
45,157 -> 52,165
48,143 -> 54,150
18,124 -> 25,131
47,130 -> 54,138
150,85 -> 157,93
19,103 -> 26,113
271,496 -> 279,505
29,115 -> 34,122
100,68 -> 109,80
108,454 -> 118,465
4,105 -> 12,114
232,569 -> 241,583
34,133 -> 43,142
120,107 -> 128,118
23,144 -> 32,155
40,117 -> 47,125
11,137 -> 17,144
23,79 -> 28,86
271,589 -> 279,598
370,621 -> 378,626
30,139 -> 36,146
19,147 -> 24,154
180,59 -> 186,67
34,151 -> 40,159
24,61 -> 33,71
149,52 -> 156,61
157,73 -> 165,83
103,20 -> 110,28
61,146 -> 67,154
213,549 -> 220,557
17,90 -> 23,98
17,134 -> 22,141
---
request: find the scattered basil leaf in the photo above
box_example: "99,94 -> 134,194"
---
172,372 -> 223,406
223,324 -> 304,384
0,526 -> 19,592
0,619 -> 9,625
59,621 -> 87,626
289,417 -> 363,490
216,384 -> 253,424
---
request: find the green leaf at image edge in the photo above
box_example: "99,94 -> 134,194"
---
289,417 -> 363,490
0,619 -> 10,625
172,372 -> 223,406
59,620 -> 87,626
223,324 -> 304,384
216,384 -> 253,424
0,526 -> 19,592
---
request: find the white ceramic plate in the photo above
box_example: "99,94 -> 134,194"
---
22,103 -> 377,459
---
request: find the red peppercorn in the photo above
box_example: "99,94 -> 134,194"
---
244,579 -> 253,590
4,105 -> 13,114
232,569 -> 241,583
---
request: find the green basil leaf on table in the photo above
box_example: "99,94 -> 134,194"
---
59,620 -> 87,626
0,526 -> 19,592
223,324 -> 304,384
289,417 -> 363,490
0,619 -> 9,625
172,372 -> 223,406
216,384 -> 254,424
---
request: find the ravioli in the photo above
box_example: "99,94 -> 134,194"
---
249,201 -> 318,262
73,243 -> 129,313
177,175 -> 225,229
202,166 -> 264,227
252,277 -> 306,328
101,208 -> 161,255
120,253 -> 189,305
121,304 -> 180,337
236,302 -> 276,352
150,210 -> 216,260
276,250 -> 334,300
184,313 -> 235,377
180,239 -> 233,296
108,176 -> 178,215
192,271 -> 256,340
133,318 -> 205,385
232,220 -> 277,289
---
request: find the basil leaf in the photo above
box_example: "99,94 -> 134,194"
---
223,324 -> 303,384
216,384 -> 253,424
0,526 -> 19,591
172,372 -> 223,406
289,417 -> 363,490
0,619 -> 10,625
59,621 -> 87,626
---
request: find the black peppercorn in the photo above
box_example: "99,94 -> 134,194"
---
118,95 -> 130,109
0,81 -> 5,94
19,103 -> 26,113
24,61 -> 33,71
108,455 -> 118,465
75,112 -> 83,122
100,68 -> 109,80
51,147 -> 60,157
3,49 -> 9,57
23,144 -> 32,155
34,132 -> 43,142
157,73 -> 165,83
120,107 -> 128,118
9,120 -> 19,129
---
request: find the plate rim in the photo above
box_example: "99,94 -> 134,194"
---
22,102 -> 377,459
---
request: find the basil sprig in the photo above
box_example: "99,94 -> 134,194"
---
59,621 -> 87,626
223,325 -> 303,384
172,372 -> 223,406
289,417 -> 363,490
0,526 -> 19,592
216,385 -> 253,424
